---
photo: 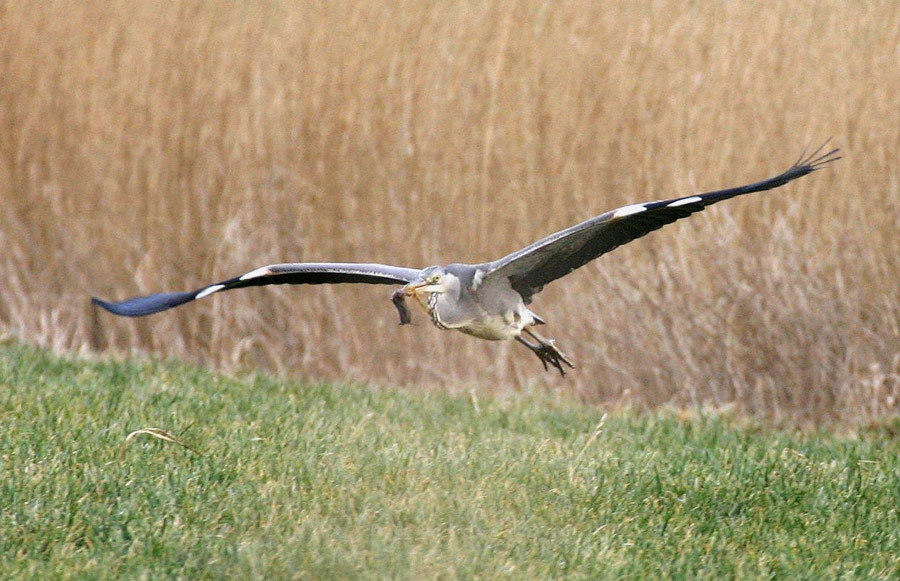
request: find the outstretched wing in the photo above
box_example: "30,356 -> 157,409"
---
486,143 -> 840,302
92,262 -> 421,317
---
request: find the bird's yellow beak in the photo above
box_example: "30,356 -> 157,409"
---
403,282 -> 441,296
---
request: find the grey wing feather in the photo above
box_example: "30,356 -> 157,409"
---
487,143 -> 839,302
92,262 -> 421,317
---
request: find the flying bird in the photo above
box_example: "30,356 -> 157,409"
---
93,143 -> 839,375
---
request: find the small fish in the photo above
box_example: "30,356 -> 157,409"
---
391,288 -> 412,325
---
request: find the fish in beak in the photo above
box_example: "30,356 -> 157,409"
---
391,288 -> 412,325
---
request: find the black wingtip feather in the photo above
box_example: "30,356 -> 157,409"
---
795,138 -> 841,172
754,140 -> 840,192
92,291 -> 198,317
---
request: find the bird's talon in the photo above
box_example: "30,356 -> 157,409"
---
526,338 -> 575,377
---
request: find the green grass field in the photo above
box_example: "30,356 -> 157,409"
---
2,342 -> 899,579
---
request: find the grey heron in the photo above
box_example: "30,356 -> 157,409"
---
93,144 -> 839,375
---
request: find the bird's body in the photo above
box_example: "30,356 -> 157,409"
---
410,264 -> 539,341
93,143 -> 839,375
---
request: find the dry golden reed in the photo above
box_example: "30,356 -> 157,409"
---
1,1 -> 898,425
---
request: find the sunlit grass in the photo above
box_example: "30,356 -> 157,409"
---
2,343 -> 899,578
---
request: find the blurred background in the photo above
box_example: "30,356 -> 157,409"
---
1,1 -> 897,425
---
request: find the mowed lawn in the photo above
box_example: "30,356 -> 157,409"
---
2,343 -> 899,579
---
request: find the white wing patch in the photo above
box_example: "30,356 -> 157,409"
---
668,196 -> 703,207
470,268 -> 486,291
612,203 -> 648,218
239,266 -> 272,281
195,284 -> 225,300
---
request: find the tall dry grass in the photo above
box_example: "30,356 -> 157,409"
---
1,1 -> 898,425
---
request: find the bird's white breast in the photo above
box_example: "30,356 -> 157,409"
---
454,303 -> 533,341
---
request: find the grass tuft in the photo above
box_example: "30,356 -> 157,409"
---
122,427 -> 203,458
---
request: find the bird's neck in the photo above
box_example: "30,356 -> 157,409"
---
426,292 -> 449,330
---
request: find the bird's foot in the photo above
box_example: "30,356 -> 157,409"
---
533,340 -> 576,376
517,330 -> 575,377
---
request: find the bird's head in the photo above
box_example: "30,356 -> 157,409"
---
403,266 -> 455,298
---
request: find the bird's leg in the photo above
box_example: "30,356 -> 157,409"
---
516,329 -> 575,376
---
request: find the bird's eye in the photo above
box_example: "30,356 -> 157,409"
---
429,274 -> 441,284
